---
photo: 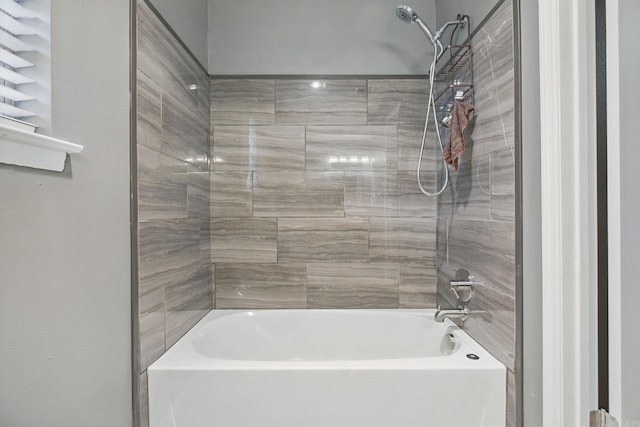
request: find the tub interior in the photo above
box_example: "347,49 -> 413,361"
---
192,310 -> 456,361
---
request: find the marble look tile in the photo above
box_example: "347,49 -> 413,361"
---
162,55 -> 201,119
139,371 -> 149,427
441,218 -> 516,369
278,218 -> 370,263
367,79 -> 428,124
138,145 -> 187,221
210,79 -> 275,125
437,152 -> 492,220
139,308 -> 164,371
138,219 -> 201,296
210,172 -> 253,217
136,70 -> 162,153
162,92 -> 209,170
470,71 -> 515,157
212,126 -> 305,171
138,2 -> 202,115
164,261 -> 212,313
507,369 -> 516,427
397,123 -> 439,172
215,264 -> 307,309
253,172 -> 345,217
472,1 -> 514,91
369,217 -> 437,262
306,263 -> 399,309
344,171 -> 436,217
275,79 -> 367,125
187,166 -> 210,219
491,147 -> 516,220
139,285 -> 163,317
137,2 -> 170,91
398,263 -> 437,308
165,310 -> 209,349
195,66 -> 211,122
211,218 -> 277,263
436,216 -> 449,269
447,218 -> 516,298
305,125 -> 398,171
199,218 -> 211,264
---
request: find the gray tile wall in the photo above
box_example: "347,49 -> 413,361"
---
136,1 -> 212,425
435,1 -> 517,424
210,78 -> 440,309
136,1 -> 516,426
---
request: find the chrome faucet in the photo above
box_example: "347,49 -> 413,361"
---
434,268 -> 478,323
434,307 -> 469,323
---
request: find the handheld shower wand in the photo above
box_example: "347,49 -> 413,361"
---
395,5 -> 467,197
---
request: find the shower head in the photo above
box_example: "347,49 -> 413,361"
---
395,5 -> 437,46
395,5 -> 416,23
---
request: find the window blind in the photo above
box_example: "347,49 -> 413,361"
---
0,0 -> 36,120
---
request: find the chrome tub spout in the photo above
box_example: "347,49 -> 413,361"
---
434,308 -> 469,323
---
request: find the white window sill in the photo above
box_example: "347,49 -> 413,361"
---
0,123 -> 84,172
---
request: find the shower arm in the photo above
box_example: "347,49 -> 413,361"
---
434,17 -> 469,61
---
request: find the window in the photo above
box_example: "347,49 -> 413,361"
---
0,0 -> 80,172
0,0 -> 50,130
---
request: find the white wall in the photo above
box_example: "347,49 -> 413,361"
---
208,0 -> 437,75
618,0 -> 640,423
0,1 -> 132,426
148,0 -> 209,68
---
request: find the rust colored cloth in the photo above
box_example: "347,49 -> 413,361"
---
443,101 -> 475,170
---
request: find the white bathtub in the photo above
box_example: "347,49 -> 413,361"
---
148,309 -> 505,427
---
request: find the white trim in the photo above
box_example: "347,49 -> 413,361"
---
0,124 -> 83,172
538,1 -> 565,423
605,0 -> 622,419
539,0 -> 598,425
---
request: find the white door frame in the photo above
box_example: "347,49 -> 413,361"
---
605,0 -> 621,420
538,0 -> 599,425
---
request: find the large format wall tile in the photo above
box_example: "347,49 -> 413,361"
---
164,261 -> 212,347
138,219 -> 202,296
210,172 -> 253,217
307,263 -> 399,308
367,79 -> 428,124
137,71 -> 162,153
469,71 -> 515,157
211,218 -> 278,263
138,3 -> 204,119
437,152 -> 492,220
187,166 -> 210,219
275,79 -> 367,125
139,307 -> 164,371
369,217 -> 437,262
215,264 -> 307,308
398,262 -> 437,308
345,171 -> 436,217
138,145 -> 188,221
472,2 -> 514,91
210,79 -> 275,125
212,125 -> 305,171
253,172 -> 345,217
491,147 -> 516,220
162,92 -> 209,170
305,125 -> 397,171
397,123 -> 439,172
278,218 -> 370,262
